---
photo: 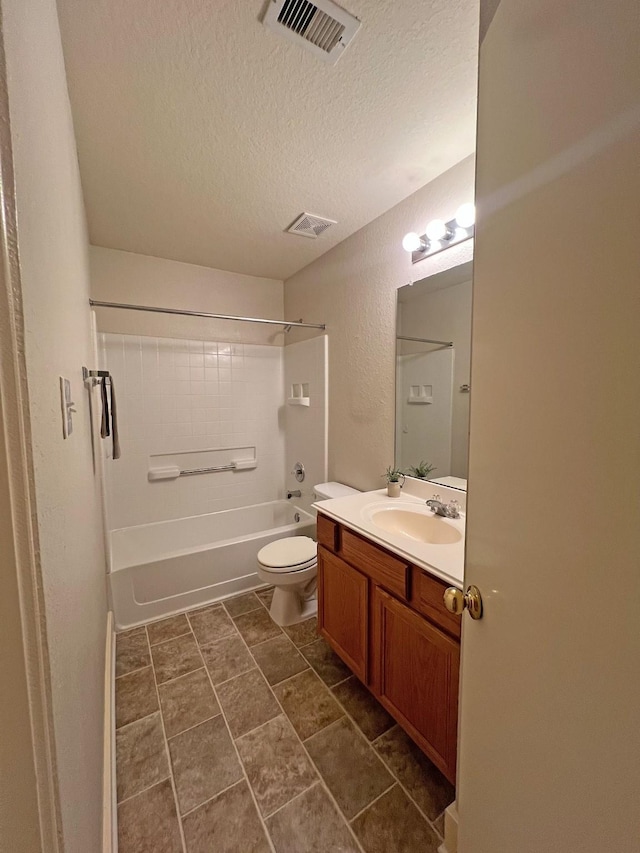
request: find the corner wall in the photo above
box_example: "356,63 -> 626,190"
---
90,246 -> 284,345
284,155 -> 475,491
2,0 -> 108,849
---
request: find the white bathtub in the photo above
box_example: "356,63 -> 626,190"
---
109,500 -> 316,629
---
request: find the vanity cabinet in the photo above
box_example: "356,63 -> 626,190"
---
316,513 -> 460,783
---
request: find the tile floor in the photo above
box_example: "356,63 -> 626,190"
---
115,587 -> 454,853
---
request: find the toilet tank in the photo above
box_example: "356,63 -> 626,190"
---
313,482 -> 360,501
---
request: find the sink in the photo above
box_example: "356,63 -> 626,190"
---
369,508 -> 462,545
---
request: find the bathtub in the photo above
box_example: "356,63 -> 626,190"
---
109,500 -> 316,629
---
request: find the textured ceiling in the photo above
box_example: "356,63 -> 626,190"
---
56,0 -> 478,280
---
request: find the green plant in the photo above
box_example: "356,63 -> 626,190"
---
407,460 -> 436,480
383,466 -> 405,484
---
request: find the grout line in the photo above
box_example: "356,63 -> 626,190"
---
165,711 -> 222,743
210,664 -> 258,689
261,779 -> 321,821
179,778 -> 247,819
329,673 -> 354,690
116,775 -> 172,807
143,626 -> 188,853
347,780 -> 397,824
197,630 -> 278,853
264,664 -> 313,691
147,629 -> 192,647
241,630 -> 289,651
232,707 -> 284,745
114,709 -> 163,734
155,664 -> 209,688
115,662 -> 153,680
235,619 -> 367,853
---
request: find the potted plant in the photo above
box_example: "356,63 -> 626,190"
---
383,466 -> 405,498
407,460 -> 436,480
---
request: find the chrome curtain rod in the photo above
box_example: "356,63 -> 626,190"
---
397,335 -> 453,347
89,300 -> 326,330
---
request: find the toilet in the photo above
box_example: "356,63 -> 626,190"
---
256,482 -> 360,626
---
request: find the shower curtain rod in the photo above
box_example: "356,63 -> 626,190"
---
89,300 -> 326,330
397,335 -> 453,347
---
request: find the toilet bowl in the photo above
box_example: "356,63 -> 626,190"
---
256,482 -> 360,626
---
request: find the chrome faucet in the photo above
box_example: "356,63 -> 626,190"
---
426,494 -> 461,519
287,489 -> 302,499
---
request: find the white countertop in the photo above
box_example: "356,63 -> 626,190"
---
313,488 -> 465,589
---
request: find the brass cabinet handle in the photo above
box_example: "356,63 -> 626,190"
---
443,585 -> 483,620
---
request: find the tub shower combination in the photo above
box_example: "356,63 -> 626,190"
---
109,500 -> 315,629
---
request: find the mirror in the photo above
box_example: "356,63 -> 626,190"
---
395,261 -> 472,486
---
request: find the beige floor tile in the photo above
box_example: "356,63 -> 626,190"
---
168,716 -> 242,814
158,668 -> 220,738
283,617 -> 319,648
273,670 -> 344,741
373,725 -> 454,820
233,608 -> 282,646
200,634 -> 255,685
188,604 -> 237,645
116,627 -> 150,677
116,666 -> 159,729
147,613 -> 191,646
216,669 -> 280,738
116,713 -> 169,802
251,634 -> 309,686
332,676 -> 394,741
305,718 -> 393,820
266,783 -> 360,853
150,633 -> 202,684
117,779 -> 182,853
182,780 -> 271,853
236,715 -> 317,817
301,638 -> 352,687
256,587 -> 274,608
351,784 -> 441,853
223,592 -> 262,618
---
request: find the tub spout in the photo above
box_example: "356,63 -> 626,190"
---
287,490 -> 302,499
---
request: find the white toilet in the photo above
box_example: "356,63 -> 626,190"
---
256,482 -> 360,626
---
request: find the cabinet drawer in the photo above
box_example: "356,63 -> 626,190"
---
411,568 -> 461,640
317,514 -> 339,552
342,529 -> 409,600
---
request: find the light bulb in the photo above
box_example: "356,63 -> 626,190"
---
425,219 -> 448,242
455,202 -> 475,229
402,232 -> 425,253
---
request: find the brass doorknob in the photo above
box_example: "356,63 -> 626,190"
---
443,585 -> 483,620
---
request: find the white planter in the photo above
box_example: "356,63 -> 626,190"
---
387,481 -> 402,498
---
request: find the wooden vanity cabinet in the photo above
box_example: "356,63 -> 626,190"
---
316,514 -> 460,784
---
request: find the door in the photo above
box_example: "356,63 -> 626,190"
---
317,546 -> 368,681
458,2 -> 640,851
373,586 -> 459,783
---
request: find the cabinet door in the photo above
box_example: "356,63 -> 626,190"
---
372,586 -> 459,783
317,546 -> 368,682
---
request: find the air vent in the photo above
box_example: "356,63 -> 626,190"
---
287,212 -> 337,239
263,0 -> 361,65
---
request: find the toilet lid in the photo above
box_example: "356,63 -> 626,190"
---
258,536 -> 317,571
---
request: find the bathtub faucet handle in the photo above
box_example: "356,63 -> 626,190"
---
287,489 -> 302,499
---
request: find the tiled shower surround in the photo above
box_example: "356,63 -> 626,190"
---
101,334 -> 286,529
115,589 -> 454,852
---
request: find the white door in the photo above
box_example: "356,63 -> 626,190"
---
457,2 -> 640,851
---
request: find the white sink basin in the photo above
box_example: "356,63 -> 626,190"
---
369,508 -> 462,545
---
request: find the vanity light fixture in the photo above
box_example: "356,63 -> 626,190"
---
402,202 -> 475,264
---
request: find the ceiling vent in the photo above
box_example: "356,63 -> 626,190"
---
287,212 -> 337,239
263,0 -> 361,65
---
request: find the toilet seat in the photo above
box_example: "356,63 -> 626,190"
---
257,536 -> 317,572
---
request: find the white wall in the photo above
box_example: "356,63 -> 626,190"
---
283,336 -> 328,510
2,0 -> 107,849
284,155 -> 475,491
100,333 -> 285,528
90,245 -> 284,345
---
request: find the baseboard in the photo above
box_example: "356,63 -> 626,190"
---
438,802 -> 459,853
102,611 -> 116,853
